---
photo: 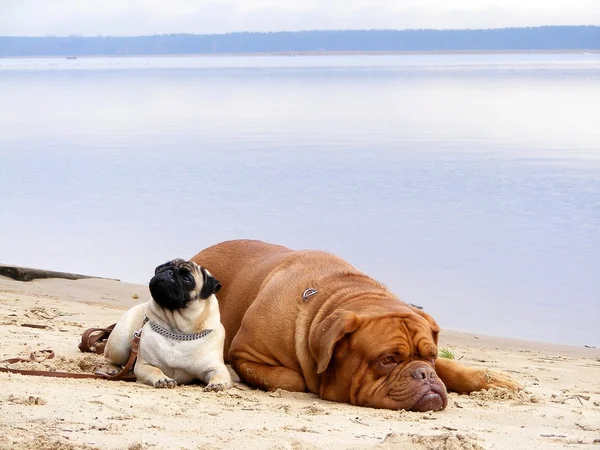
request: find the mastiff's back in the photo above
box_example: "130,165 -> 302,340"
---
191,239 -> 292,355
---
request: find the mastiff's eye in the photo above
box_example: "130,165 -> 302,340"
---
379,355 -> 396,366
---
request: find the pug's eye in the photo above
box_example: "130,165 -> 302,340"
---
182,273 -> 193,284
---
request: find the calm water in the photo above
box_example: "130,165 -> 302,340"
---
1,54 -> 599,346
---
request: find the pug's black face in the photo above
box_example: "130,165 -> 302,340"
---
149,259 -> 221,310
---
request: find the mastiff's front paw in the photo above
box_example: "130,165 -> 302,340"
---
154,378 -> 177,389
204,383 -> 226,392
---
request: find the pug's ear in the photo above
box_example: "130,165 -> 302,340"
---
199,268 -> 221,299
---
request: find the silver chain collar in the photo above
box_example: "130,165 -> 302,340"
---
147,318 -> 213,341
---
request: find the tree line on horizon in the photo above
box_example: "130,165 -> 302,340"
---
0,26 -> 598,57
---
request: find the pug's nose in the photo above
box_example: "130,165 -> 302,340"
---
164,269 -> 174,279
412,366 -> 436,380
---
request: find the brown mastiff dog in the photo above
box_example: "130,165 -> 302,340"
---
192,239 -> 521,411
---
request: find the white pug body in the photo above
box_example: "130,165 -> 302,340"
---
104,260 -> 232,390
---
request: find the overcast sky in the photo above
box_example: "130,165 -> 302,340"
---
1,0 -> 598,37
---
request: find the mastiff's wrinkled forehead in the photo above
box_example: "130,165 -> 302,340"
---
150,259 -> 221,310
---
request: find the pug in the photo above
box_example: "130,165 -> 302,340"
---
104,259 -> 232,390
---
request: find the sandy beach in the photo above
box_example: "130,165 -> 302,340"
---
1,273 -> 599,450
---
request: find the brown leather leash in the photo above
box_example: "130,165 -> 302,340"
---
0,323 -> 141,382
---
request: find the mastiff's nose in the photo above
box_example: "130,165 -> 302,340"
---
412,365 -> 436,381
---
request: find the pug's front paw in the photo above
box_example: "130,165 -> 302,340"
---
154,378 -> 177,389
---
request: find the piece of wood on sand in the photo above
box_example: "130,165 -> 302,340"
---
0,264 -> 119,282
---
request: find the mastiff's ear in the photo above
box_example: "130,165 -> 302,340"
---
199,268 -> 222,299
408,305 -> 440,345
309,311 -> 360,374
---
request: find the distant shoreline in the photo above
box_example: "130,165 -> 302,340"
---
2,49 -> 599,59
3,27 -> 597,58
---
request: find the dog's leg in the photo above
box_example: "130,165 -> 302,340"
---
104,303 -> 148,365
100,362 -> 122,376
134,357 -> 177,388
199,364 -> 233,392
230,354 -> 307,392
435,358 -> 522,394
228,298 -> 308,392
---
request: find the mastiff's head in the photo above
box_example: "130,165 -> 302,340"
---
149,259 -> 221,310
310,304 -> 447,412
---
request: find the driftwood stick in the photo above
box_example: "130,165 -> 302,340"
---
0,265 -> 119,282
20,323 -> 50,329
